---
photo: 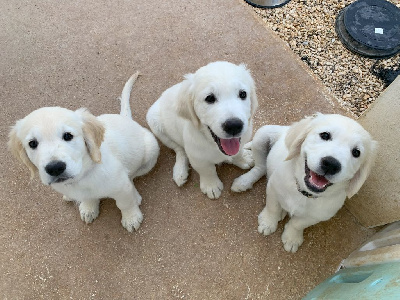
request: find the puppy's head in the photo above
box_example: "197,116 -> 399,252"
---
176,61 -> 258,156
8,107 -> 104,185
285,113 -> 377,198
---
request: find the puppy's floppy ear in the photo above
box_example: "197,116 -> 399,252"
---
285,115 -> 316,161
346,139 -> 378,198
76,108 -> 105,163
239,64 -> 258,117
175,74 -> 201,128
8,123 -> 37,179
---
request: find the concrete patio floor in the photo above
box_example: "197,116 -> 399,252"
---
0,0 -> 376,298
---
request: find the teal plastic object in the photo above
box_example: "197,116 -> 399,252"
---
303,262 -> 400,300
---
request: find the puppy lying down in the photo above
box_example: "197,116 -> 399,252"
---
146,61 -> 258,199
8,73 -> 159,232
232,113 -> 377,252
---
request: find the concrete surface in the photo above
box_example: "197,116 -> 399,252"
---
0,0 -> 375,299
346,76 -> 400,228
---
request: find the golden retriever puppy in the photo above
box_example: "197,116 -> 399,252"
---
146,61 -> 258,199
232,113 -> 377,252
8,73 -> 159,232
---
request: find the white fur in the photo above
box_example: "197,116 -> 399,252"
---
232,113 -> 377,252
8,72 -> 159,232
146,61 -> 258,199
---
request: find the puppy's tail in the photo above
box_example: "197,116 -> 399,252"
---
119,71 -> 140,118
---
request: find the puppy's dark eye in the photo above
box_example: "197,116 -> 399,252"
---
63,132 -> 74,141
28,139 -> 38,149
352,148 -> 361,158
205,94 -> 216,104
239,90 -> 247,100
319,132 -> 331,141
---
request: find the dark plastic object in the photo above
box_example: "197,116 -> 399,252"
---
335,0 -> 400,58
371,61 -> 400,87
244,0 -> 292,9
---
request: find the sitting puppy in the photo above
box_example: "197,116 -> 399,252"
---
8,73 -> 159,232
232,113 -> 377,252
146,61 -> 258,199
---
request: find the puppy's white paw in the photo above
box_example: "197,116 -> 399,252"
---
233,148 -> 254,169
173,161 -> 189,187
79,201 -> 100,224
121,207 -> 143,232
281,225 -> 304,253
200,178 -> 223,199
231,174 -> 253,192
242,148 -> 255,168
258,217 -> 278,236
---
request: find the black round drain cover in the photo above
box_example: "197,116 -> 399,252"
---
244,0 -> 292,9
336,0 -> 400,58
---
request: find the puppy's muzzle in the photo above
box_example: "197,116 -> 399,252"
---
45,160 -> 67,177
320,156 -> 341,176
222,118 -> 243,137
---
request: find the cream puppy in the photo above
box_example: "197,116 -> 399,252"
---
232,113 -> 377,252
146,61 -> 258,199
8,73 -> 159,232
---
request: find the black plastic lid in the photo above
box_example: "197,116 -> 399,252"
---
336,0 -> 400,58
244,0 -> 292,9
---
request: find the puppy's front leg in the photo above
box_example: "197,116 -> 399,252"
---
231,144 -> 254,170
190,158 -> 223,199
232,142 -> 267,192
258,184 -> 282,236
79,199 -> 100,224
114,179 -> 143,232
233,124 -> 281,192
281,216 -> 319,253
173,148 -> 190,187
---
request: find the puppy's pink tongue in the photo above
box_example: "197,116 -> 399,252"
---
310,171 -> 329,188
220,138 -> 240,156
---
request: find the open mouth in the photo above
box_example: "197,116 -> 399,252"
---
304,160 -> 332,193
208,127 -> 241,156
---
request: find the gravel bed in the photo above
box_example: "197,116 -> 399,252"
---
249,0 -> 400,116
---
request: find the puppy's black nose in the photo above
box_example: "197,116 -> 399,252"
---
222,118 -> 243,136
320,156 -> 341,176
45,161 -> 66,177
